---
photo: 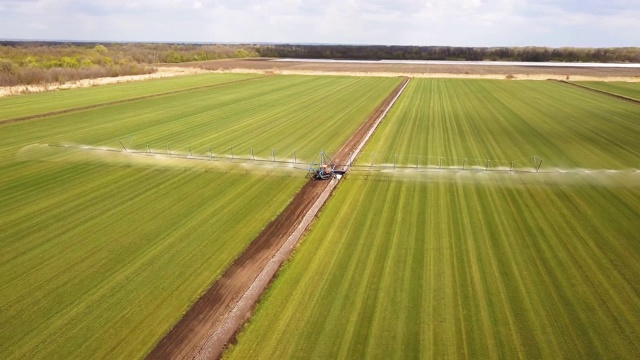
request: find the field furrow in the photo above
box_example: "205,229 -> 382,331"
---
226,176 -> 640,359
4,73 -> 639,359
1,75 -> 401,163
0,73 -> 263,121
227,78 -> 640,359
575,81 -> 640,101
0,74 -> 400,359
358,79 -> 640,169
0,164 -> 304,359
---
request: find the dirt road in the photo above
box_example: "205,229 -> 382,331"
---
146,78 -> 410,360
175,58 -> 640,81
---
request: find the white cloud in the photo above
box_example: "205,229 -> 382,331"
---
0,0 -> 637,46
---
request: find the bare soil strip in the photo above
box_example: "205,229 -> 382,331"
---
146,77 -> 410,360
179,59 -> 640,81
344,79 -> 411,167
195,177 -> 340,360
0,76 -> 267,126
559,80 -> 640,104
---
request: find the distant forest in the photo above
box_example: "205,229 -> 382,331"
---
1,41 -> 639,86
255,45 -> 640,63
0,42 -> 258,86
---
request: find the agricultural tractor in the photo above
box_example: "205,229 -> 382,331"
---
309,151 -> 346,180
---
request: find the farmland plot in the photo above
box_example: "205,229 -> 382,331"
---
227,174 -> 640,359
0,73 -> 262,121
0,163 -> 305,359
2,75 -> 402,163
574,81 -> 640,101
0,74 -> 400,359
228,78 -> 640,359
358,79 -> 640,170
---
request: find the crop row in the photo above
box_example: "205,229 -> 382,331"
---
228,78 -> 640,359
228,175 -> 640,359
0,163 -> 304,359
358,79 -> 640,169
0,73 -> 262,121
1,75 -> 401,163
0,74 -> 400,359
575,81 -> 640,101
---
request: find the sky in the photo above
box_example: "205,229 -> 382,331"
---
0,0 -> 638,47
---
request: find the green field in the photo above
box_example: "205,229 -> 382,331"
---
227,174 -> 640,359
0,73 -> 262,121
0,163 -> 305,359
358,79 -> 640,170
0,74 -> 400,359
575,81 -> 640,101
227,79 -> 640,359
4,75 -> 639,359
2,75 -> 401,162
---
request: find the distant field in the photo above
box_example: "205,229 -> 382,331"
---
2,75 -> 401,163
0,73 -> 262,121
188,58 -> 640,78
357,79 -> 640,170
227,174 -> 640,359
575,81 -> 640,100
0,74 -> 400,359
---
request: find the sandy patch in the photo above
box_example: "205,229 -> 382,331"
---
182,58 -> 640,81
210,68 -> 640,82
0,66 -> 211,97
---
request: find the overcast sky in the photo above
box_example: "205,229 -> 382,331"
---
0,0 -> 638,47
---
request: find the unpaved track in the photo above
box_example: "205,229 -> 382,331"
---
147,77 -> 410,360
178,58 -> 640,81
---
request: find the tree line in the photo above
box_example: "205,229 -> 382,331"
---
254,45 -> 640,63
1,41 -> 638,87
0,42 -> 258,86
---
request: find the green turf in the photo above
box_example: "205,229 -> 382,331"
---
0,162 -> 305,359
358,79 -> 640,170
0,73 -> 263,121
1,75 -> 401,163
575,81 -> 640,101
226,174 -> 640,359
0,74 -> 400,359
227,78 -> 640,359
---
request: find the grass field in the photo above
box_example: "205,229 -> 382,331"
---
357,79 -> 640,170
227,79 -> 640,359
4,75 -> 639,359
0,74 -> 400,359
0,73 -> 262,121
575,81 -> 640,101
2,75 -> 401,162
0,163 -> 305,359
227,174 -> 640,359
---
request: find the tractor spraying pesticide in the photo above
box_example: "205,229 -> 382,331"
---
309,151 -> 346,180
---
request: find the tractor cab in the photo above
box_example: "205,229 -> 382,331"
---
315,164 -> 334,180
309,151 -> 344,180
